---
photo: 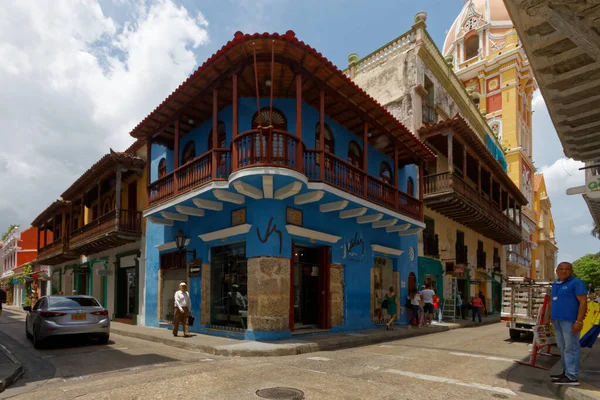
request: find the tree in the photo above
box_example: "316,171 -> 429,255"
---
1,224 -> 19,242
592,223 -> 599,239
573,253 -> 600,290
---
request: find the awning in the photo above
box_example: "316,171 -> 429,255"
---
475,271 -> 493,281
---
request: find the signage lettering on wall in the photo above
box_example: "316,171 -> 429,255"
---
256,217 -> 283,254
343,231 -> 365,262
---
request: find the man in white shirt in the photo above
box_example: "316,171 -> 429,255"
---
173,282 -> 191,337
420,284 -> 436,327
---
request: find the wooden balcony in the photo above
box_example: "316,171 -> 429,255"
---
147,132 -> 423,222
36,239 -> 78,266
69,209 -> 142,255
423,172 -> 522,244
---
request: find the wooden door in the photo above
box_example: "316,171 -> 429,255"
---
317,247 -> 331,329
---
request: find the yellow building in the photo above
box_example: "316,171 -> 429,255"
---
532,174 -> 558,280
442,0 -> 557,278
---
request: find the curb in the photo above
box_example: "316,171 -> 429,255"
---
111,318 -> 501,357
0,344 -> 24,394
545,350 -> 600,400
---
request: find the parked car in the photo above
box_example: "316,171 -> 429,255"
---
23,295 -> 110,349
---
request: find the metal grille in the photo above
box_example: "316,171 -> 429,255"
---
255,388 -> 305,400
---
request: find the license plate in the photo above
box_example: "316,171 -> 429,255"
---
72,314 -> 86,321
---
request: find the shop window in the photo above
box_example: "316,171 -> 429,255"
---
208,121 -> 227,150
373,257 -> 394,323
210,242 -> 247,331
465,35 -> 479,60
158,158 -> 167,179
380,161 -> 393,185
348,141 -> 363,168
181,141 -> 196,165
407,177 -> 415,197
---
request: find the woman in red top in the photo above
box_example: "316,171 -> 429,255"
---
433,294 -> 441,323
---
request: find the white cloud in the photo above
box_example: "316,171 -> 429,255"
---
572,224 -> 594,235
538,158 -> 585,198
0,0 -> 210,230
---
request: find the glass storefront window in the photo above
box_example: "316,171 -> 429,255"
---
373,257 -> 394,323
210,242 -> 247,330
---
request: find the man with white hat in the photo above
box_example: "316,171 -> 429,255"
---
173,282 -> 191,337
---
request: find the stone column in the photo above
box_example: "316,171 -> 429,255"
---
330,264 -> 344,327
201,263 -> 210,325
246,257 -> 291,339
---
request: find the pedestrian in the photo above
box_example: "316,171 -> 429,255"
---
420,284 -> 436,327
408,288 -> 421,329
405,293 -> 413,323
456,291 -> 466,319
433,293 -> 442,323
418,285 -> 426,326
72,290 -> 77,295
173,282 -> 192,337
544,262 -> 587,386
384,286 -> 402,330
470,295 -> 484,323
478,291 -> 488,317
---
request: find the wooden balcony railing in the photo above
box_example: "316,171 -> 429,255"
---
234,128 -> 300,171
70,209 -> 142,248
38,239 -> 66,258
422,104 -> 438,124
146,137 -> 424,222
424,171 -> 522,240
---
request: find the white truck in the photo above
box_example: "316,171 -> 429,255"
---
501,277 -> 553,340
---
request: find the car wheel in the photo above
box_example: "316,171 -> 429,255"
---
97,334 -> 109,345
25,323 -> 32,340
33,327 -> 46,349
509,329 -> 521,340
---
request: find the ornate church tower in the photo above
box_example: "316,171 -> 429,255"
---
443,0 -> 544,278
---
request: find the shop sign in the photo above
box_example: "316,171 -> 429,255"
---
454,267 -> 464,274
342,231 -> 365,262
286,207 -> 303,226
586,172 -> 600,199
470,280 -> 481,284
189,266 -> 201,278
97,269 -> 112,277
231,207 -> 247,226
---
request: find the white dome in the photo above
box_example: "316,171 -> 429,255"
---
443,0 -> 512,56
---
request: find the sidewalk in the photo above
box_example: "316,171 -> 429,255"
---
3,305 -> 500,357
546,344 -> 600,400
0,342 -> 23,393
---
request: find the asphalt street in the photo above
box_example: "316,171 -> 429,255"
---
0,309 -> 558,399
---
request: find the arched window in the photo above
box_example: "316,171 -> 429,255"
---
158,158 -> 167,179
407,177 -> 415,197
315,123 -> 334,153
208,121 -> 227,150
380,162 -> 393,185
348,141 -> 363,168
252,108 -> 287,130
465,35 -> 479,60
181,141 -> 196,165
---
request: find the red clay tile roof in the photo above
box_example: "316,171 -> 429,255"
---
31,200 -> 71,227
128,31 -> 435,163
61,150 -> 146,200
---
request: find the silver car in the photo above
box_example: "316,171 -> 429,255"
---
24,295 -> 110,348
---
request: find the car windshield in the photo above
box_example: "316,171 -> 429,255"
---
49,297 -> 100,308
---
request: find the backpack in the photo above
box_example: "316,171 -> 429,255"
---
381,298 -> 389,309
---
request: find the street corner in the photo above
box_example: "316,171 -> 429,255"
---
0,344 -> 24,393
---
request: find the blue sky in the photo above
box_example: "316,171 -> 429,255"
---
0,0 -> 596,263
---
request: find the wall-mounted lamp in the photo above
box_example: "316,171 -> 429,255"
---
175,229 -> 196,259
188,118 -> 195,125
265,77 -> 272,87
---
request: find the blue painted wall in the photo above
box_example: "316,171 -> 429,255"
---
149,97 -> 417,189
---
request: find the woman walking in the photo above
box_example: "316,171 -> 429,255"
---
408,288 -> 422,329
385,286 -> 402,330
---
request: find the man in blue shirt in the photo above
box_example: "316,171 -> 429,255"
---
545,262 -> 588,386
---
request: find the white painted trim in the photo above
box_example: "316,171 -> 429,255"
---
175,205 -> 205,217
285,225 -> 341,244
233,180 -> 263,199
213,189 -> 245,204
340,207 -> 367,219
398,228 -> 423,237
198,224 -> 252,242
357,213 -> 383,224
193,198 -> 224,211
371,244 -> 404,257
143,181 -> 229,217
155,238 -> 190,252
263,176 -> 274,199
294,191 -> 325,205
148,216 -> 175,226
372,219 -> 398,229
161,211 -> 189,222
306,182 -> 425,228
386,224 -> 411,233
319,200 -> 348,213
275,182 -> 303,200
228,167 -> 308,185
